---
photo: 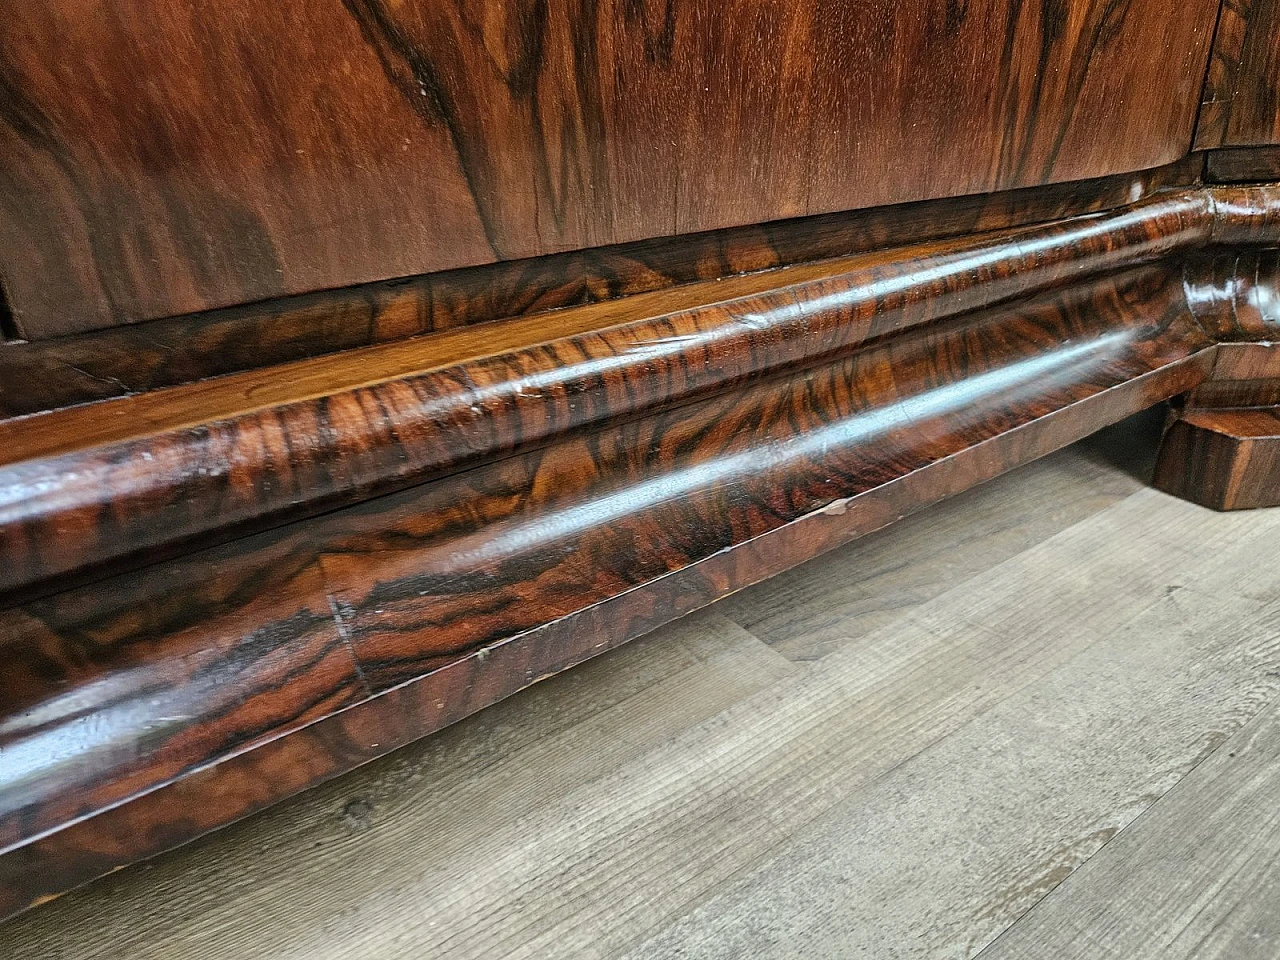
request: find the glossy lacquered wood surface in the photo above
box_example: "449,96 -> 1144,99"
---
1183,247 -> 1280,342
1195,0 -> 1280,149
2,174 -> 1280,921
1190,341 -> 1280,408
0,157 -> 1205,420
0,190 -> 1225,599
0,0 -> 1221,337
6,183 -> 1280,600
0,267 -> 1215,918
1156,241 -> 1280,510
1154,252 -> 1280,512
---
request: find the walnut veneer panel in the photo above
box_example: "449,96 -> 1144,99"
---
0,268 -> 1217,918
1195,0 -> 1280,149
0,190 -> 1223,598
0,0 -> 1221,338
0,156 -> 1204,420
1155,251 -> 1280,511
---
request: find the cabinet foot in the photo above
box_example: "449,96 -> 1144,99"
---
1155,404 -> 1280,511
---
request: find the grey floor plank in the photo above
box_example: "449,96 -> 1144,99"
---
414,492 -> 1278,960
622,497 -> 1280,959
720,420 -> 1154,662
975,693 -> 1280,959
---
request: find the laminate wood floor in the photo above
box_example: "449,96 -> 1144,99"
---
4,408 -> 1280,959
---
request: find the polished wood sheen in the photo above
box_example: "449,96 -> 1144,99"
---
0,0 -> 1221,337
5,459 -> 1279,960
6,183 -> 1280,600
1206,146 -> 1280,182
1155,242 -> 1280,510
1182,247 -> 1280,343
0,188 -> 1236,599
0,0 -> 1276,928
0,269 -> 1215,918
1189,341 -> 1280,408
0,157 -> 1204,419
5,171 -> 1280,916
0,161 -> 1277,916
1153,270 -> 1280,510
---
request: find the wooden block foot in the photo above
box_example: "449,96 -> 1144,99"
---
1155,407 -> 1280,510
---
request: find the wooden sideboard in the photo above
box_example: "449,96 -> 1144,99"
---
0,0 -> 1278,919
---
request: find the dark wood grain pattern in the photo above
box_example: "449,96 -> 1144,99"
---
0,156 -> 1204,420
0,176 -> 1278,921
6,183 -> 1280,600
1155,252 -> 1280,510
0,266 -> 1215,919
807,0 -> 1217,215
1195,0 -> 1258,147
0,0 -> 1221,338
1194,0 -> 1280,149
1155,404 -> 1280,509
1183,247 -> 1280,341
0,191 -> 1221,599
1206,146 -> 1280,182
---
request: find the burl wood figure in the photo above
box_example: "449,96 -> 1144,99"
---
0,0 -> 1277,920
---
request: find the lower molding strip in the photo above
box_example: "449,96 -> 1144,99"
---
0,265 -> 1217,917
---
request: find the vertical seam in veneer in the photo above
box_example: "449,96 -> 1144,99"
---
1190,0 -> 1230,151
1203,184 -> 1222,243
327,590 -> 373,699
1225,437 -> 1256,511
1181,259 -> 1218,343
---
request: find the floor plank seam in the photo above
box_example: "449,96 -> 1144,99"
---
968,683 -> 1280,960
609,612 -> 1129,953
634,490 -> 1197,952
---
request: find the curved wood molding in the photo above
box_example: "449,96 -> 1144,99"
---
0,155 -> 1207,419
1156,405 -> 1280,510
1153,330 -> 1280,512
0,179 -> 1279,918
1191,341 -> 1280,409
0,268 -> 1214,917
6,186 -> 1280,599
